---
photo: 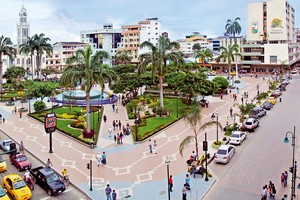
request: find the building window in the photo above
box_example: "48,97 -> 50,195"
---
270,56 -> 277,63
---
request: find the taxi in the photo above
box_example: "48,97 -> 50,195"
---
0,156 -> 7,172
0,186 -> 9,200
2,174 -> 32,200
230,71 -> 236,76
266,97 -> 277,105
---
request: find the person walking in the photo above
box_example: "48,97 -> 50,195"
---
112,120 -> 116,131
119,132 -> 123,144
113,135 -> 117,146
115,105 -> 118,113
105,184 -> 112,200
101,152 -> 107,165
118,120 -> 121,131
284,171 -> 288,187
14,106 -> 17,114
168,175 -> 173,192
148,139 -> 153,154
229,107 -> 233,117
19,111 -> 22,118
241,97 -> 244,104
261,185 -> 267,200
46,158 -> 53,169
182,184 -> 187,200
108,127 -> 112,137
153,140 -> 157,154
220,93 -> 223,100
281,173 -> 285,187
96,152 -> 101,167
185,174 -> 191,190
112,189 -> 117,200
112,103 -> 115,112
103,114 -> 107,123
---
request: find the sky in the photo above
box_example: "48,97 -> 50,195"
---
0,0 -> 299,44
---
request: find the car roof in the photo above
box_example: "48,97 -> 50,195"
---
231,131 -> 245,135
246,118 -> 255,121
218,145 -> 233,150
2,139 -> 12,143
4,174 -> 22,182
39,167 -> 55,176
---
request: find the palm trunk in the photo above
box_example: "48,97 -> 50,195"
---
228,64 -> 232,85
195,137 -> 199,161
235,55 -> 239,79
86,92 -> 91,133
159,75 -> 164,108
0,58 -> 3,92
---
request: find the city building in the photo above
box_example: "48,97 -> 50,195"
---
80,24 -> 122,66
240,0 -> 299,73
17,5 -> 29,49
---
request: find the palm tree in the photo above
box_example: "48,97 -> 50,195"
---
225,17 -> 242,79
179,100 -> 222,160
217,44 -> 242,84
138,35 -> 183,109
0,35 -> 16,92
196,48 -> 213,69
60,46 -> 118,134
233,103 -> 255,125
20,36 -> 35,79
114,50 -> 132,65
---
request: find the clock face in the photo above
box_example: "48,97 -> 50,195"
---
23,12 -> 27,17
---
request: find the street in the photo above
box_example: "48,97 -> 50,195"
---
205,75 -> 300,199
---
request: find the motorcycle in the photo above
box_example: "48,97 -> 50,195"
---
23,176 -> 34,190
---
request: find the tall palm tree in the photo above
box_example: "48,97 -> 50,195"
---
179,100 -> 222,160
196,48 -> 213,69
217,44 -> 242,84
114,50 -> 132,65
138,35 -> 183,108
233,103 -> 255,125
60,46 -> 118,134
225,17 -> 242,79
0,35 -> 16,92
19,36 -> 35,79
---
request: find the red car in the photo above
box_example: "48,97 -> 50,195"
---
9,153 -> 32,171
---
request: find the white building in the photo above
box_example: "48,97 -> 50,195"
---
80,24 -> 122,66
240,0 -> 299,72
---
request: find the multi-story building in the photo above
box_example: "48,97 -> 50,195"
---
80,24 -> 122,66
46,42 -> 89,72
240,0 -> 299,73
121,18 -> 161,63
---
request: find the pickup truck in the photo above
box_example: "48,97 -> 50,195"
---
9,153 -> 32,171
30,166 -> 65,196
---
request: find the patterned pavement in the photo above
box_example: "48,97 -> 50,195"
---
0,76 -> 269,200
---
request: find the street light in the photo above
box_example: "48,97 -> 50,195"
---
165,156 -> 171,200
204,132 -> 209,181
176,93 -> 182,118
211,112 -> 219,143
28,96 -> 31,114
283,126 -> 296,199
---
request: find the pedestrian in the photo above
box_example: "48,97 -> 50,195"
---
115,105 -> 118,113
112,120 -> 116,131
114,135 -> 117,146
229,107 -> 233,117
148,139 -> 153,153
96,152 -> 101,167
241,97 -> 244,104
112,103 -> 115,112
282,194 -> 288,200
192,151 -> 196,161
236,87 -> 239,94
246,92 -> 249,98
46,158 -> 53,169
220,93 -> 223,100
182,184 -> 187,200
108,127 -> 112,137
153,140 -> 157,154
103,114 -> 107,123
19,111 -> 22,118
117,133 -> 120,144
168,175 -> 173,192
119,132 -> 123,144
101,152 -> 107,165
19,141 -> 24,153
14,106 -> 17,113
118,120 -> 121,131
185,174 -> 191,190
2,118 -> 4,123
261,185 -> 267,200
284,171 -> 288,187
281,173 -> 285,187
105,184 -> 112,200
112,189 -> 117,200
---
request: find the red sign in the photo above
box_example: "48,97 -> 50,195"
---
44,113 -> 57,133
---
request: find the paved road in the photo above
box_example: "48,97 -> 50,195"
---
205,75 -> 300,200
0,131 -> 89,200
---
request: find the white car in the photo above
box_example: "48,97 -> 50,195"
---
243,118 -> 259,132
229,131 -> 247,145
214,145 -> 235,164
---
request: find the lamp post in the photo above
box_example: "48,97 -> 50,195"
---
28,96 -> 31,114
204,132 -> 209,181
211,112 -> 219,143
283,126 -> 296,199
165,156 -> 171,200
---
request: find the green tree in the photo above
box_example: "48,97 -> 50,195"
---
41,68 -> 55,80
179,100 -> 222,159
34,100 -> 46,113
114,50 -> 132,65
233,103 -> 255,124
0,35 -> 16,92
212,76 -> 229,89
225,17 -> 242,79
3,66 -> 26,83
196,48 -> 213,69
217,44 -> 242,84
60,46 -> 118,134
28,81 -> 58,101
19,37 -> 35,79
138,35 -> 183,109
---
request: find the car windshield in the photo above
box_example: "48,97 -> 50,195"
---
47,173 -> 60,183
16,156 -> 27,162
4,141 -> 11,146
0,188 -> 5,197
216,149 -> 227,155
245,122 -> 253,125
13,180 -> 26,190
231,134 -> 240,138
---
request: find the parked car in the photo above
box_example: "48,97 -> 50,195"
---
229,131 -> 247,145
261,101 -> 273,110
0,156 -> 7,173
0,140 -> 13,152
2,174 -> 32,200
214,145 -> 235,164
9,153 -> 32,171
0,185 -> 9,200
266,97 -> 277,105
291,69 -> 298,74
270,90 -> 282,98
30,166 -> 65,196
250,107 -> 267,118
243,118 -> 259,132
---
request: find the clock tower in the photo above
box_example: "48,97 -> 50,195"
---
17,5 -> 30,49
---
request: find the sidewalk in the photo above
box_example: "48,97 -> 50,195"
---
0,76 -> 270,200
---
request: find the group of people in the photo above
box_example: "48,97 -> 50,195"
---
261,181 -> 276,200
280,171 -> 288,187
168,173 -> 192,200
148,139 -> 158,154
96,151 -> 107,166
105,184 -> 117,200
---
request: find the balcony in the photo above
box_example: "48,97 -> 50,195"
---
241,44 -> 262,48
240,60 -> 262,64
241,52 -> 263,56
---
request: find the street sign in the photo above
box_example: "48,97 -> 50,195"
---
44,113 -> 57,133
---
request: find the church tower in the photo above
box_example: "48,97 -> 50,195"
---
17,5 -> 30,48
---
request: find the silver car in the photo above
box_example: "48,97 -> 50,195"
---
214,145 -> 235,164
0,139 -> 13,152
229,131 -> 247,145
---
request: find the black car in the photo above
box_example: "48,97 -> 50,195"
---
261,101 -> 273,110
30,166 -> 65,196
